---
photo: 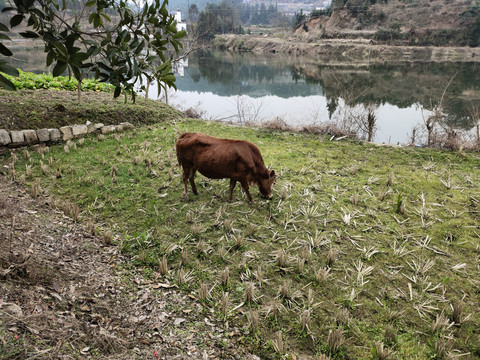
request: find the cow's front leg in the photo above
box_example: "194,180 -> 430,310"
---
228,179 -> 236,202
189,168 -> 198,195
240,181 -> 253,203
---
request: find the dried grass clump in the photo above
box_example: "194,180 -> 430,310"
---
300,309 -> 312,333
315,266 -> 331,283
326,248 -> 337,267
272,330 -> 284,354
328,327 -> 345,355
198,283 -> 209,301
247,310 -> 259,332
450,301 -> 463,325
244,282 -> 256,303
221,291 -> 229,317
262,117 -> 294,132
220,266 -> 230,287
87,219 -> 97,236
158,255 -> 168,276
371,341 -> 393,360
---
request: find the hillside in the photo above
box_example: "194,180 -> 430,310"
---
296,0 -> 480,46
2,89 -> 480,359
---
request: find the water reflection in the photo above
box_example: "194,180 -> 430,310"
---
166,51 -> 480,144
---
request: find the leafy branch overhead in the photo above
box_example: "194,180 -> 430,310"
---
0,0 -> 186,97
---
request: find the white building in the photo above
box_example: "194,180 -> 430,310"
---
175,10 -> 187,33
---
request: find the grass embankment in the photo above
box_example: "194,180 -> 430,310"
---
0,71 -> 181,130
2,116 -> 480,359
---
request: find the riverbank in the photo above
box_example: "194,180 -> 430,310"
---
213,34 -> 480,65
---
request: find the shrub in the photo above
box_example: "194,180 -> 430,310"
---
1,70 -> 115,92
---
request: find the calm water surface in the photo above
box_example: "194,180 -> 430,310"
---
155,51 -> 480,144
6,45 -> 480,144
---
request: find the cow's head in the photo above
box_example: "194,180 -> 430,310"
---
259,169 -> 276,199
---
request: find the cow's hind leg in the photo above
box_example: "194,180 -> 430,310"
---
189,168 -> 198,195
240,180 -> 253,203
181,166 -> 190,198
228,179 -> 236,202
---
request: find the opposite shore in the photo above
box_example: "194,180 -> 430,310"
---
212,34 -> 480,65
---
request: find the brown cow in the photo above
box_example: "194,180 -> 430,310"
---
176,132 -> 276,202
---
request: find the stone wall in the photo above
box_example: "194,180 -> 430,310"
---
0,121 -> 134,149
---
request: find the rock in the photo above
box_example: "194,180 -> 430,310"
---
101,125 -> 116,134
72,124 -> 88,137
94,123 -> 105,131
48,128 -> 61,142
59,126 -> 73,141
86,121 -> 95,133
0,129 -> 11,146
120,122 -> 134,130
23,130 -> 39,144
10,130 -> 25,145
0,302 -> 23,317
36,128 -> 50,143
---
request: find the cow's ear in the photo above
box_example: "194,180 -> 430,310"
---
270,170 -> 276,178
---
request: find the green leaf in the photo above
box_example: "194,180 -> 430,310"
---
46,52 -> 54,66
161,74 -> 176,84
53,42 -> 68,57
100,13 -> 111,22
1,7 -> 16,13
10,14 -> 24,28
0,74 -> 17,91
0,60 -> 19,76
72,65 -> 81,80
70,52 -> 89,65
173,30 -> 186,39
0,73 -> 16,91
85,0 -> 96,6
0,22 -> 8,31
0,42 -> 13,56
114,86 -> 121,98
93,13 -> 103,28
52,61 -> 67,77
19,31 -> 39,38
0,33 -> 12,40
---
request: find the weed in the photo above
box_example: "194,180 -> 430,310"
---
328,327 -> 345,355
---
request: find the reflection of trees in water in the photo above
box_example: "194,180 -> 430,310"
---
293,62 -> 480,130
189,51 -> 324,97
7,46 -> 51,74
196,53 -> 282,85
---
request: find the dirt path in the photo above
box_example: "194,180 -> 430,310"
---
0,178 -> 256,359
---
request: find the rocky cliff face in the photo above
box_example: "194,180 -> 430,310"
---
296,0 -> 478,46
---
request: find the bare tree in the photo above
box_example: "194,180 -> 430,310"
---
422,72 -> 458,147
235,95 -> 264,125
466,101 -> 480,146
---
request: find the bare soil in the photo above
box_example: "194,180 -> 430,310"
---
0,179 -> 256,359
215,34 -> 480,65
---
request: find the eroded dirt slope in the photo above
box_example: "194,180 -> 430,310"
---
0,178 -> 254,359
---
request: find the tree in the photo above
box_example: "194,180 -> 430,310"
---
0,0 -> 186,101
188,3 -> 199,23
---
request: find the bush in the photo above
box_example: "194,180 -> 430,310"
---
1,70 -> 115,92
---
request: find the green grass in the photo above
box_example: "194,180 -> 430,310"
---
2,119 -> 480,359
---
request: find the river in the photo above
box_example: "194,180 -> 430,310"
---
157,50 -> 480,145
6,45 -> 480,144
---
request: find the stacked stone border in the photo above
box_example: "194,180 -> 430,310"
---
0,121 -> 134,149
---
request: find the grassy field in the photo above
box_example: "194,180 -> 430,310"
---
2,118 -> 480,359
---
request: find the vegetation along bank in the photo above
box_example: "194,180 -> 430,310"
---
1,78 -> 480,359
